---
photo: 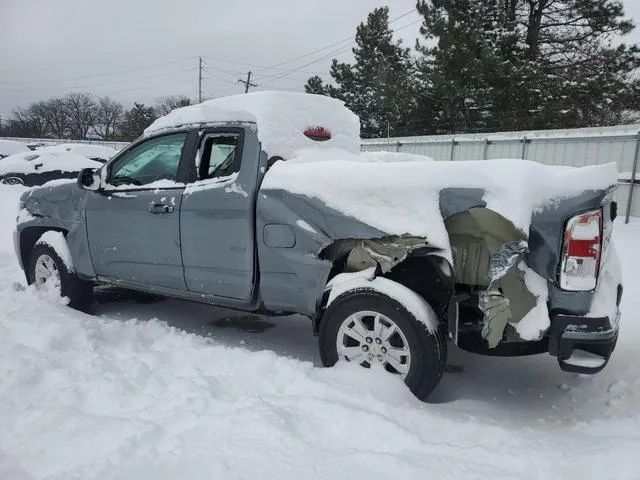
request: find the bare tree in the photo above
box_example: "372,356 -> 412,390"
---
64,92 -> 98,139
42,97 -> 70,138
10,104 -> 48,137
155,95 -> 191,116
95,96 -> 124,140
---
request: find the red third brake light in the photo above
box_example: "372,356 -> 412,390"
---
560,209 -> 603,291
303,126 -> 332,141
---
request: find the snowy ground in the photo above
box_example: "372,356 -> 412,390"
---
0,185 -> 638,480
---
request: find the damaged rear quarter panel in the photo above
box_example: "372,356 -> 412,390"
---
256,188 -> 394,315
17,182 -> 94,278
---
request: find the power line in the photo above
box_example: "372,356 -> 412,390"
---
0,57 -> 197,86
104,77 -> 196,95
199,9 -> 419,80
0,68 -> 198,93
257,19 -> 422,87
202,65 -> 246,76
254,8 -> 418,73
202,56 -> 327,75
202,75 -> 239,85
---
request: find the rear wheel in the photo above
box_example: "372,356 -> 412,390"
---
27,244 -> 93,311
319,288 -> 446,401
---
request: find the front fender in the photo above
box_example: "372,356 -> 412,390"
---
16,182 -> 95,279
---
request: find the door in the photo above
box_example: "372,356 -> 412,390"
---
85,132 -> 189,290
180,128 -> 258,301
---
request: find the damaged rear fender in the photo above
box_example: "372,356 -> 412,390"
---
256,189 -> 455,325
318,237 -> 455,327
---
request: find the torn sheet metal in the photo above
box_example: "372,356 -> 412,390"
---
446,209 -> 539,348
479,241 -> 536,348
326,236 -> 429,274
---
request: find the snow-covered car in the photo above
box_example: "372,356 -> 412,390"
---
0,139 -> 30,159
0,151 -> 103,186
14,92 -> 623,401
36,143 -> 119,163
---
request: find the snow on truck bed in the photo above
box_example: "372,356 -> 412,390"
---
263,151 -> 618,250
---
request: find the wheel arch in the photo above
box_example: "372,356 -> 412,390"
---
315,237 -> 454,334
19,226 -> 68,278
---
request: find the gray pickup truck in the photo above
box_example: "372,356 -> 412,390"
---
14,92 -> 623,401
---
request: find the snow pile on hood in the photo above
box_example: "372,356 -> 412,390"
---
37,144 -> 118,161
144,91 -> 361,159
0,140 -> 29,158
0,151 -> 102,175
262,153 -> 618,252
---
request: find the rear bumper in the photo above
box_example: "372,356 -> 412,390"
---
548,311 -> 620,374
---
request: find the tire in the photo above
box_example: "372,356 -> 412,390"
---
27,243 -> 93,311
1,176 -> 24,186
319,288 -> 446,401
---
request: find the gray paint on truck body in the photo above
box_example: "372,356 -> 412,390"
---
14,123 -> 616,345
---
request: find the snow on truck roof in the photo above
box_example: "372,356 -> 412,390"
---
144,91 -> 361,159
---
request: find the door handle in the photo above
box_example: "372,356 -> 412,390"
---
148,203 -> 174,214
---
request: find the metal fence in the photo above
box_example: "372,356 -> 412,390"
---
362,124 -> 640,222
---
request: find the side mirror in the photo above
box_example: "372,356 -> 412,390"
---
78,168 -> 101,191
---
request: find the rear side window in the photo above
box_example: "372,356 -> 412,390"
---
197,135 -> 240,180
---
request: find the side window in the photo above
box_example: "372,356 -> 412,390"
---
197,135 -> 240,180
109,133 -> 187,187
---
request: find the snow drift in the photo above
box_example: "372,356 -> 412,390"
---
0,151 -> 103,175
0,140 -> 30,158
36,144 -> 119,162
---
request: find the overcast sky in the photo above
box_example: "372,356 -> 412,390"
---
1,0 -> 638,118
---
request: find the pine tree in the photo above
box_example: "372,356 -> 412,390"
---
415,0 -> 640,133
304,7 -> 417,138
304,76 -> 328,95
117,103 -> 156,141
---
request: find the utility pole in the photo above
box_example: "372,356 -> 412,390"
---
198,56 -> 203,103
238,71 -> 257,93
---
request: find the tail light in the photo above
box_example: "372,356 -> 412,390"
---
559,209 -> 603,291
303,126 -> 331,141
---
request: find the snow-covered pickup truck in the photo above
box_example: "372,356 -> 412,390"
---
14,92 -> 623,401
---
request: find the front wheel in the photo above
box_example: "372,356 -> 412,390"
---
319,288 -> 446,401
1,176 -> 24,185
28,244 -> 93,311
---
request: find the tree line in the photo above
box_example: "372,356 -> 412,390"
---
0,94 -> 191,142
306,1 -> 640,138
